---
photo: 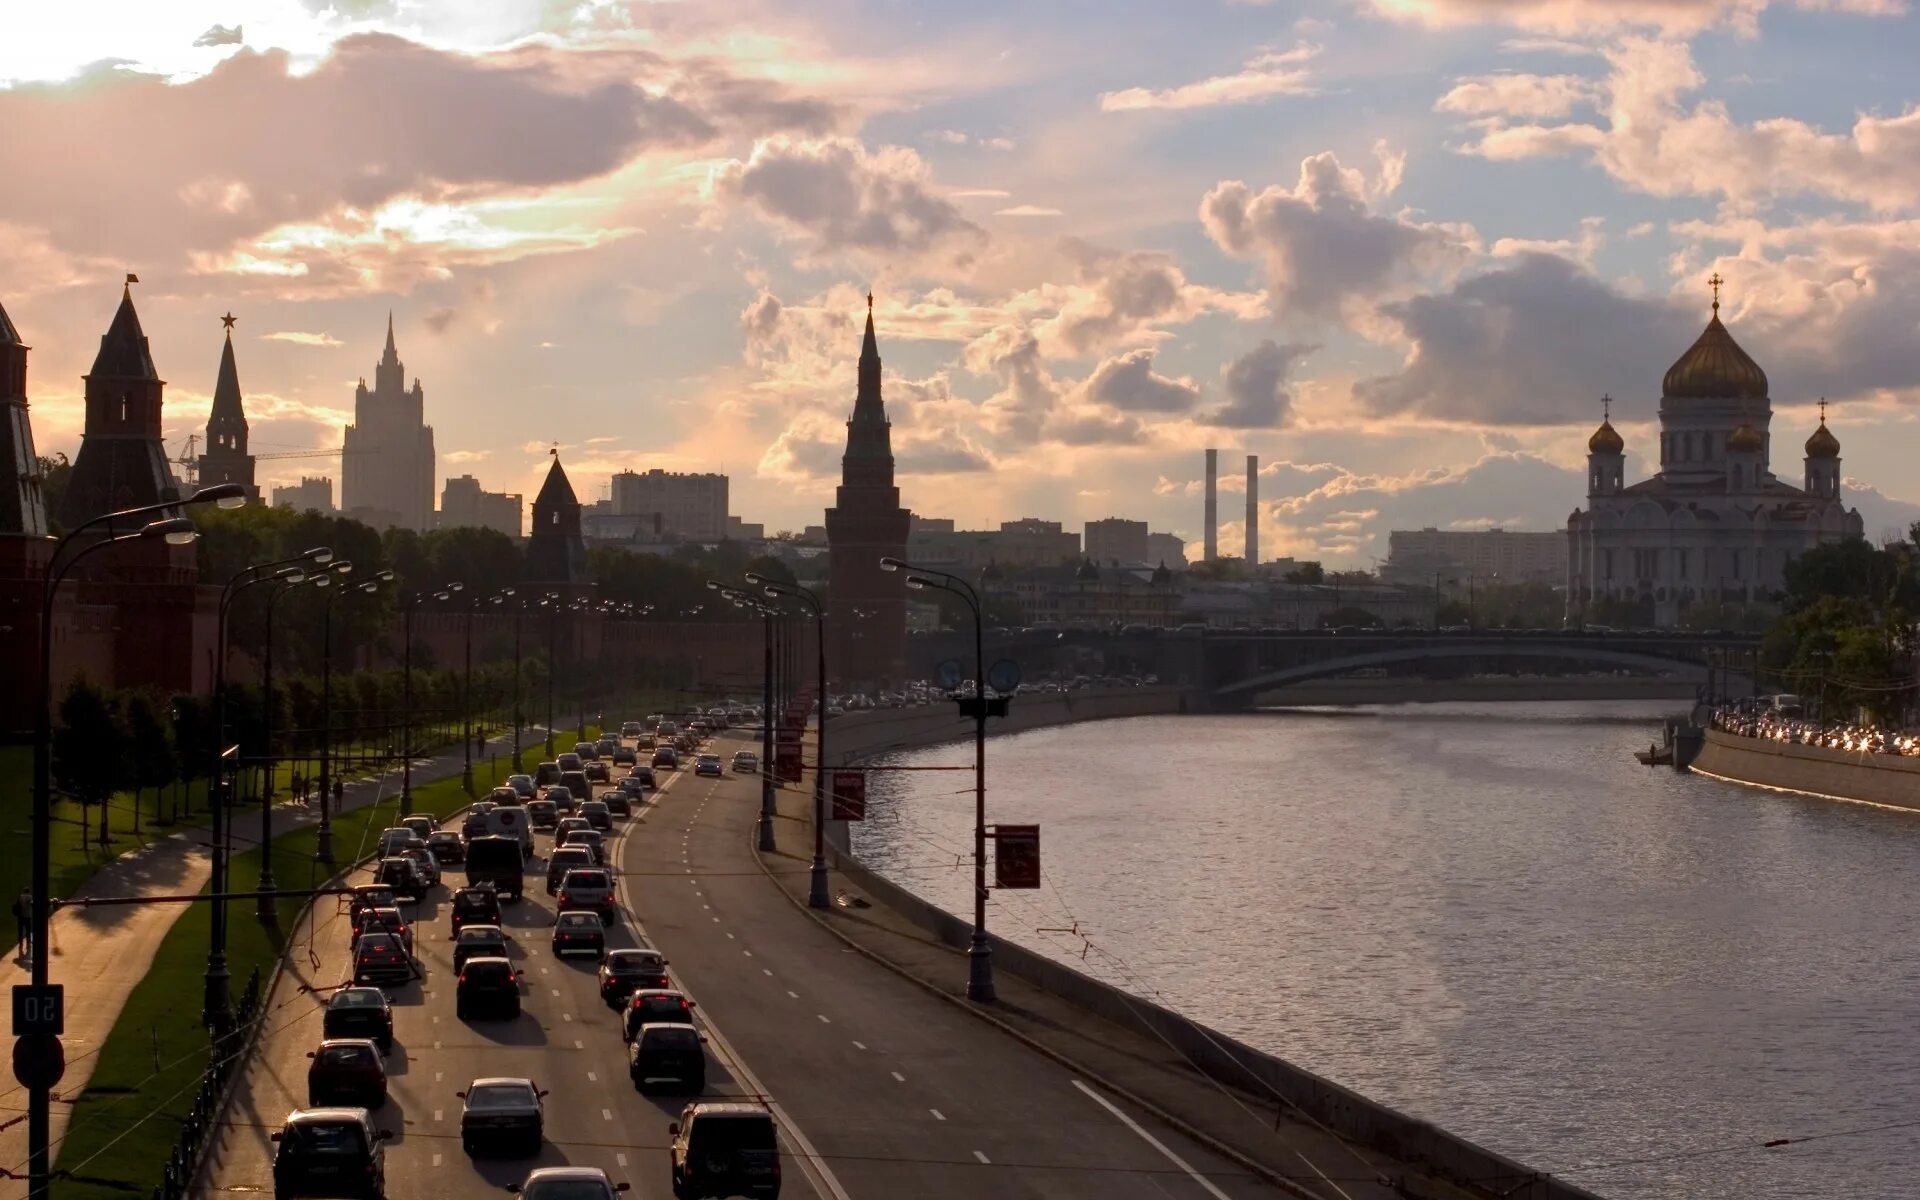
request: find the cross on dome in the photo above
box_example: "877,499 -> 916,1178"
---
1708,272 -> 1724,315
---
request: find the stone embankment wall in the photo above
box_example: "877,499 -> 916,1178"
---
823,689 -> 1605,1200
1693,728 -> 1920,810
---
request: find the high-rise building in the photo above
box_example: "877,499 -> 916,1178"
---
196,314 -> 258,502
440,474 -> 523,539
609,469 -> 728,539
525,453 -> 588,584
272,477 -> 334,514
1147,531 -> 1186,567
0,298 -> 47,538
1384,528 -> 1568,585
824,296 -> 910,687
61,280 -> 180,528
341,314 -> 435,532
1085,517 -> 1150,565
1203,448 -> 1219,563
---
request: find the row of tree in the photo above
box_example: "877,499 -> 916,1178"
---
1759,526 -> 1920,725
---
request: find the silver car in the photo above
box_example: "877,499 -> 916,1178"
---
513,1166 -> 629,1200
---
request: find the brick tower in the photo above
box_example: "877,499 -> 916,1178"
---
60,277 -> 181,529
196,313 -> 259,501
524,451 -> 589,586
824,296 -> 909,688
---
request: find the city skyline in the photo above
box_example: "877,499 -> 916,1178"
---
6,1 -> 1920,562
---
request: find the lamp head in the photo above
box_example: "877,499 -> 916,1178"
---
312,575 -> 332,589
331,561 -> 354,576
879,557 -> 903,573
744,572 -> 766,586
501,587 -> 515,597
904,575 -> 932,591
300,547 -> 333,566
142,517 -> 199,545
706,580 -> 721,592
447,581 -> 464,593
761,587 -> 780,601
376,570 -> 395,582
278,568 -> 308,584
189,482 -> 249,509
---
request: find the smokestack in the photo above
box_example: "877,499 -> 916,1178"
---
1246,454 -> 1258,566
1204,449 -> 1219,562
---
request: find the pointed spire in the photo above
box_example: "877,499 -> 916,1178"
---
89,277 -> 159,379
862,291 -> 877,361
0,297 -> 19,346
381,309 -> 399,365
535,450 -> 579,507
209,320 -> 246,428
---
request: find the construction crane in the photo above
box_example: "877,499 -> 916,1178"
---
168,435 -> 370,489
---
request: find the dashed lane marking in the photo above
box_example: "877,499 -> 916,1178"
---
432,1153 -> 443,1167
891,1071 -> 905,1083
587,1071 -> 597,1082
817,1014 -> 831,1024
602,1108 -> 614,1122
973,1150 -> 991,1164
930,1109 -> 946,1121
851,1041 -> 866,1050
433,1109 -> 443,1122
763,969 -> 774,977
574,1039 -> 585,1050
787,990 -> 799,999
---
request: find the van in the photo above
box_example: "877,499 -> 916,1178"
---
464,836 -> 525,901
560,770 -> 591,803
669,1102 -> 778,1199
377,828 -> 420,859
483,806 -> 534,858
534,761 -> 561,787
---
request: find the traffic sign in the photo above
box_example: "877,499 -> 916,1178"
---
935,659 -> 963,689
830,771 -> 867,821
11,984 -> 63,1036
993,825 -> 1041,889
987,659 -> 1022,693
775,743 -> 803,782
11,1033 -> 64,1090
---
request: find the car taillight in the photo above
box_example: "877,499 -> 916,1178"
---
557,892 -> 570,903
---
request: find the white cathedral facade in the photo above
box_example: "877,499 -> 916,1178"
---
1567,287 -> 1862,628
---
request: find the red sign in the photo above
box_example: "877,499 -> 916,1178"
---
993,825 -> 1040,889
830,770 -> 866,821
775,743 -> 803,782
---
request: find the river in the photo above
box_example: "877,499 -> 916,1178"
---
850,700 -> 1920,1200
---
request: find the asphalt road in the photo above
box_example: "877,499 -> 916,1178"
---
202,729 -> 1290,1199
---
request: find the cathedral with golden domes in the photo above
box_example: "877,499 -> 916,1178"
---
1566,279 -> 1862,628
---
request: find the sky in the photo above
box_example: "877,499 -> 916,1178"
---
5,0 -> 1920,565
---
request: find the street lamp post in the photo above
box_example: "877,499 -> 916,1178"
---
27,493 -> 225,1200
461,587 -> 476,794
746,574 -> 829,908
882,556 -> 996,1002
487,590 -> 522,771
709,582 -> 781,852
258,565 -> 342,918
318,569 -> 391,866
400,584 -> 460,814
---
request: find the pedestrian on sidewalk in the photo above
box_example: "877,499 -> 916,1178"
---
13,887 -> 29,961
333,777 -> 345,805
291,771 -> 306,805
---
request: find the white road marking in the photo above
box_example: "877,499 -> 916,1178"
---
763,969 -> 774,977
433,1109 -> 443,1122
852,1041 -> 866,1050
973,1150 -> 991,1164
930,1109 -> 945,1121
787,990 -> 799,999
602,1108 -> 614,1121
563,1013 -> 573,1022
743,950 -> 753,957
551,988 -> 561,996
574,1039 -> 585,1050
434,1071 -> 443,1081
431,1015 -> 440,1024
817,1014 -> 831,1024
726,932 -> 735,940
891,1071 -> 905,1083
712,916 -> 720,923
616,1152 -> 627,1167
1071,1079 -> 1235,1200
432,1153 -> 443,1167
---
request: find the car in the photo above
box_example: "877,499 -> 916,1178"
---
630,766 -> 656,789
454,956 -> 522,1020
580,800 -> 612,832
557,868 -> 616,923
534,761 -> 561,787
545,846 -> 595,893
352,931 -> 413,987
621,721 -> 643,737
526,799 -> 558,829
462,810 -> 491,840
427,830 -> 466,866
489,786 -> 522,807
562,828 -> 607,866
270,1107 -> 390,1200
556,814 -> 591,839
560,769 -> 591,803
453,924 -> 510,973
449,886 -> 502,935
458,1076 -> 546,1157
616,773 -> 647,796
731,751 -> 759,773
551,910 -> 606,959
557,751 -> 584,773
595,736 -> 619,757
630,1022 -> 707,1094
694,754 -> 722,778
637,735 -> 657,750
574,741 -> 599,762
505,774 -> 537,800
321,987 -> 393,1053
602,789 -> 632,817
346,885 -> 396,924
307,1038 -> 387,1108
542,784 -> 576,812
512,1166 -> 631,1200
674,734 -> 698,753
401,846 -> 440,889
399,815 -> 436,843
585,761 -> 611,784
652,747 -> 679,770
668,1102 -> 780,1199
349,906 -> 412,954
464,836 -> 525,901
622,988 -> 695,1042
612,745 -> 637,765
376,828 -> 420,859
372,857 -> 426,901
598,949 -> 670,1005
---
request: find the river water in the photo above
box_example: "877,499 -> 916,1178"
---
850,701 -> 1920,1200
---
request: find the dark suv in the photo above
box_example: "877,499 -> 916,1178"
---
668,1102 -> 779,1199
629,1023 -> 706,1093
322,987 -> 394,1054
271,1107 -> 390,1200
455,957 -> 522,1020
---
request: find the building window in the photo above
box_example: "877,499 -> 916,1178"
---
1675,548 -> 1690,580
1731,551 -> 1742,580
1603,549 -> 1615,581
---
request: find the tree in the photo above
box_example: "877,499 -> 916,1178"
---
171,693 -> 213,820
53,678 -> 129,846
122,692 -> 175,833
35,453 -> 71,533
1282,562 -> 1325,584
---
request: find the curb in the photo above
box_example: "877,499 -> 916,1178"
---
746,823 -> 1329,1200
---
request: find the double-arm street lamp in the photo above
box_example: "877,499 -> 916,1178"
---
400,583 -> 462,813
318,569 -> 392,865
744,573 -> 829,908
27,481 -> 245,1200
882,556 -> 996,1002
486,590 -> 522,771
709,582 -> 783,852
258,560 -> 349,916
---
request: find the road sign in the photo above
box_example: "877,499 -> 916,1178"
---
11,985 -> 63,1036
831,771 -> 867,821
993,825 -> 1041,889
935,659 -> 963,689
775,743 -> 803,782
11,1033 -> 64,1090
988,659 -> 1022,693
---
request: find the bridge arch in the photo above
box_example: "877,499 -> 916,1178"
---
1217,641 -> 1711,698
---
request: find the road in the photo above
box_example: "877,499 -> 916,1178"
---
203,727 -> 1288,1198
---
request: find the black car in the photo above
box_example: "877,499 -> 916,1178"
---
585,761 -> 611,784
455,957 -> 522,1020
271,1108 -> 390,1200
534,761 -> 561,787
453,925 -> 510,973
352,932 -> 413,987
458,1076 -> 546,1157
321,987 -> 394,1053
464,836 -> 524,901
629,1023 -> 706,1093
449,886 -> 502,935
307,1038 -> 387,1109
652,747 -> 678,770
598,949 -> 671,1006
603,790 -> 631,817
551,911 -> 606,959
427,831 -> 466,866
560,770 -> 591,803
622,988 -> 695,1042
668,1102 -> 779,1200
612,745 -> 637,765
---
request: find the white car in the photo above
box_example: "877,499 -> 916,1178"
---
730,751 -> 759,774
510,1166 -> 629,1199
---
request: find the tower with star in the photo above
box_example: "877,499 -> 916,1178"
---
196,311 -> 260,502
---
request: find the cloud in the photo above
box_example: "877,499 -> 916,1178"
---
711,136 -> 985,261
1435,72 -> 1594,118
1353,0 -> 1902,35
994,205 -> 1064,217
1354,252 -> 1682,425
1079,350 -> 1200,413
929,130 -> 1016,150
194,24 -> 244,48
1206,339 -> 1317,428
1043,239 -> 1265,356
1200,150 -> 1475,320
1100,43 -> 1320,112
1454,37 -> 1920,212
261,330 -> 343,347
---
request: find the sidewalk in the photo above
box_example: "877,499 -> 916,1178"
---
0,726 -> 549,1196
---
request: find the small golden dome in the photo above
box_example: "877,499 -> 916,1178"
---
1805,421 -> 1840,459
1663,313 -> 1769,401
1727,422 -> 1764,453
1588,420 -> 1624,455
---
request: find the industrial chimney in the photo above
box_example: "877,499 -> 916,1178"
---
1204,449 -> 1219,563
1246,454 -> 1258,566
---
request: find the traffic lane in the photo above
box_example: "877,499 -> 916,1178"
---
638,751 -> 1283,1200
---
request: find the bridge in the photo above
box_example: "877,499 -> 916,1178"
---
908,627 -> 1763,710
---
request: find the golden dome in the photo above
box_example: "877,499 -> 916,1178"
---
1805,421 -> 1840,459
1663,313 -> 1769,401
1588,419 -> 1624,455
1727,422 -> 1764,453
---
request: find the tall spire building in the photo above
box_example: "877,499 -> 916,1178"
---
824,296 -> 910,687
0,298 -> 48,538
61,278 -> 180,529
525,451 -> 589,586
196,313 -> 259,501
342,314 -> 435,531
